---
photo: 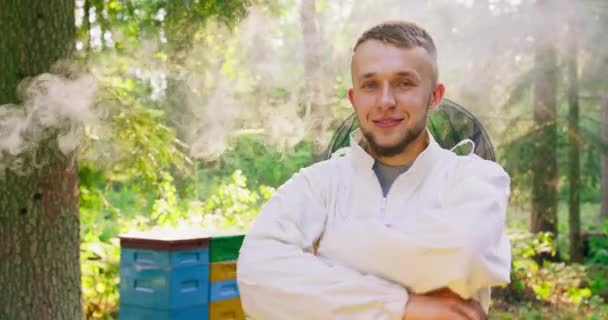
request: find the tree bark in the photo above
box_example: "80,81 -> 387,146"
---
567,29 -> 583,262
0,1 -> 82,319
530,43 -> 558,239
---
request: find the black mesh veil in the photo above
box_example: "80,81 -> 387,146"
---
325,99 -> 496,161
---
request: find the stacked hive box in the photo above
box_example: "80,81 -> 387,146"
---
208,235 -> 246,320
118,231 -> 211,320
118,231 -> 245,320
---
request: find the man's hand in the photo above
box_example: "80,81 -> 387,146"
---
402,288 -> 486,320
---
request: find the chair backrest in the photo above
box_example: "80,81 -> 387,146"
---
325,99 -> 496,161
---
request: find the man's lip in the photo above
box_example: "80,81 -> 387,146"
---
373,118 -> 403,128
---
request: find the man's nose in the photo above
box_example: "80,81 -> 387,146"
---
378,83 -> 396,109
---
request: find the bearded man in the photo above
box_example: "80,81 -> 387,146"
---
237,21 -> 511,320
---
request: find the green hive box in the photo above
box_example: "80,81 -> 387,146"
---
210,234 -> 245,263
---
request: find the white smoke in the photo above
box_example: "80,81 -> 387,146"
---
4,0 -> 592,167
184,0 -> 557,158
0,70 -> 97,175
189,77 -> 240,159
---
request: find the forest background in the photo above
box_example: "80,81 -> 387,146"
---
1,0 -> 608,319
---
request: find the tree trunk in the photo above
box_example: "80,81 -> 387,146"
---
300,0 -> 327,159
567,30 -> 583,262
84,0 -> 91,55
601,94 -> 608,222
530,43 -> 558,239
0,1 -> 82,320
300,0 -> 322,106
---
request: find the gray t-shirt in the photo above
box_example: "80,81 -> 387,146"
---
372,161 -> 411,197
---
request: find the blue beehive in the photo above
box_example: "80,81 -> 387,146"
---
119,230 -> 211,320
209,279 -> 239,303
119,304 -> 208,320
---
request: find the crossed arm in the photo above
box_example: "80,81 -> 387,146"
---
237,162 -> 509,320
237,168 -> 409,319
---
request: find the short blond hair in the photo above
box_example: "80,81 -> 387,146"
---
353,21 -> 438,83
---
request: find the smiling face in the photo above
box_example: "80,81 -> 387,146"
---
348,39 -> 444,165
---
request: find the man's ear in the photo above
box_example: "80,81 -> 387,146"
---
429,83 -> 445,112
348,88 -> 356,110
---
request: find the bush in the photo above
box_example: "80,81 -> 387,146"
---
493,231 -> 607,318
80,169 -> 274,319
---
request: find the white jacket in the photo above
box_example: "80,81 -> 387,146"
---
237,130 -> 511,320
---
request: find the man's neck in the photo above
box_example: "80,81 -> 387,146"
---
370,130 -> 429,167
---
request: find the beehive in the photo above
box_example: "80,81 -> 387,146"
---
118,230 -> 211,320
118,231 -> 246,319
208,234 -> 245,320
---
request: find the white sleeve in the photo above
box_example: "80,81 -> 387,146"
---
237,166 -> 408,320
316,158 -> 511,312
436,158 -> 512,298
401,158 -> 512,298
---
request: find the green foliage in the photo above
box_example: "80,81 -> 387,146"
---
589,238 -> 608,265
81,240 -> 120,320
80,168 -> 275,318
553,202 -> 604,261
69,0 -> 608,319
584,221 -> 608,301
78,122 -> 305,319
494,230 -> 606,318
587,221 -> 608,264
76,1 -> 261,317
76,0 -> 251,55
197,134 -> 313,192
193,169 -> 274,231
512,231 -> 557,260
588,264 -> 608,304
500,115 -> 604,205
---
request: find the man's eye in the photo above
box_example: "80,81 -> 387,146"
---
399,81 -> 413,88
362,82 -> 377,89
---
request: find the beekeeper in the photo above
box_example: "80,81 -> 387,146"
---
237,21 -> 511,320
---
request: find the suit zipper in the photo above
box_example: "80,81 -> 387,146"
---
371,170 -> 388,215
380,197 -> 388,214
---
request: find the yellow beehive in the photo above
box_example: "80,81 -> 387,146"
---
209,297 -> 245,320
210,261 -> 237,282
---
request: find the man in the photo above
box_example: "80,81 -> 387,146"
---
237,21 -> 511,320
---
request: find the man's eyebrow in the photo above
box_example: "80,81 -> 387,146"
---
396,71 -> 421,80
358,71 -> 421,80
360,72 -> 376,79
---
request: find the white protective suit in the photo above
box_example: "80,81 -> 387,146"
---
237,129 -> 511,320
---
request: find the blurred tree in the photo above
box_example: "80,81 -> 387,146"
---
601,92 -> 608,222
0,1 -> 82,319
577,0 -> 608,223
567,23 -> 583,262
594,2 -> 608,223
300,0 -> 327,158
530,1 -> 558,243
602,96 -> 608,222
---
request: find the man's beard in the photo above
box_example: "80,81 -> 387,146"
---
360,111 -> 429,158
